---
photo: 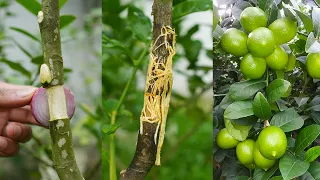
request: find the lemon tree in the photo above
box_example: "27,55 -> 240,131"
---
214,0 -> 320,179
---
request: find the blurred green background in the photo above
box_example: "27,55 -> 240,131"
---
102,0 -> 213,179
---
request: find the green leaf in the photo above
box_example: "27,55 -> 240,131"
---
279,154 -> 310,180
102,35 -> 135,63
253,92 -> 271,120
282,4 -> 297,21
216,0 -> 237,5
294,97 -> 309,107
308,95 -> 320,111
270,176 -> 283,180
59,0 -> 68,8
101,124 -> 121,135
270,108 -> 304,132
224,101 -> 254,120
253,165 -> 278,180
12,39 -> 32,58
0,59 -> 31,78
31,56 -> 43,65
229,176 -> 250,180
266,79 -> 291,103
310,112 -> 320,124
213,4 -> 219,31
294,125 -> 320,154
231,1 -> 252,21
60,15 -> 76,29
172,0 -> 212,21
228,79 -> 266,101
213,25 -> 224,39
305,32 -> 320,53
16,0 -> 41,16
102,99 -> 118,116
294,9 -> 313,33
225,118 -> 251,141
312,8 -> 320,38
230,115 -> 258,126
307,162 -> 320,179
127,5 -> 152,43
305,146 -> 320,162
10,27 -> 40,42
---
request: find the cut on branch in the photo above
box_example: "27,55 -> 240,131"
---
120,0 -> 175,179
38,0 -> 83,179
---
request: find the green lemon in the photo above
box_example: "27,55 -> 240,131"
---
306,52 -> 320,79
266,45 -> 288,70
247,27 -> 276,57
268,18 -> 297,45
236,139 -> 255,166
240,53 -> 266,79
253,142 -> 276,171
216,128 -> 239,149
220,28 -> 248,56
257,126 -> 287,160
240,7 -> 267,32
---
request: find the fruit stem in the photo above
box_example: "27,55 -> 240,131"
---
264,120 -> 270,128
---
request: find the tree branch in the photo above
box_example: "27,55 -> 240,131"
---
38,0 -> 83,179
120,0 -> 174,179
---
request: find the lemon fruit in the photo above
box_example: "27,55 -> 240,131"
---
257,126 -> 287,160
216,128 -> 239,149
268,18 -> 297,45
265,45 -> 288,70
236,139 -> 255,166
247,27 -> 276,57
306,52 -> 320,79
220,28 -> 248,56
240,7 -> 267,32
253,142 -> 276,171
240,53 -> 266,79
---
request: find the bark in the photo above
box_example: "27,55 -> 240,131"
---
120,0 -> 174,179
38,0 -> 83,179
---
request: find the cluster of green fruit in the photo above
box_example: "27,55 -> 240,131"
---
216,126 -> 287,171
219,7 -> 320,79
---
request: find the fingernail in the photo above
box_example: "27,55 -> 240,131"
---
13,125 -> 22,138
16,88 -> 37,98
0,138 -> 8,150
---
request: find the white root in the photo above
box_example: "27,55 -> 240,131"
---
140,26 -> 176,166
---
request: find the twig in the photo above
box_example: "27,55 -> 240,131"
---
37,0 -> 83,179
109,48 -> 147,180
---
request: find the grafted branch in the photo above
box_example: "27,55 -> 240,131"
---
120,0 -> 175,179
38,0 -> 83,179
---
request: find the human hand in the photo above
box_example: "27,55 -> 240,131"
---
0,82 -> 41,157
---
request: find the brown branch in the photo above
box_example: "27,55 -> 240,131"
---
120,0 -> 174,179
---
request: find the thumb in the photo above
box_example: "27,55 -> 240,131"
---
0,82 -> 38,108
